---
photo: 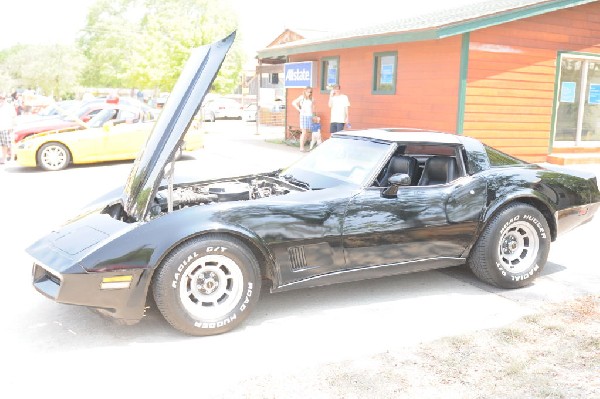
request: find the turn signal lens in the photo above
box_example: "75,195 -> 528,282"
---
101,275 -> 133,290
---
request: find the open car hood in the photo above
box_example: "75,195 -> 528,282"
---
121,32 -> 235,221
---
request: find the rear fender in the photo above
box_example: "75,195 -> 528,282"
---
482,192 -> 557,242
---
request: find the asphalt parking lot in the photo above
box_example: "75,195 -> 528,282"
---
1,120 -> 598,397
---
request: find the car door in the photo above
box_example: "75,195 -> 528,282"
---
65,127 -> 107,162
67,108 -> 119,162
101,110 -> 153,160
342,175 -> 487,270
254,188 -> 353,286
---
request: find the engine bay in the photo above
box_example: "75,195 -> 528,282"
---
150,175 -> 300,215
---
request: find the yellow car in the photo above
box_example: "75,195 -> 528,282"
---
16,105 -> 204,171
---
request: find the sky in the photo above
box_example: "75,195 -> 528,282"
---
0,0 -> 482,55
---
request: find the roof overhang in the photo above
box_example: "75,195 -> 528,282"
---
257,0 -> 596,60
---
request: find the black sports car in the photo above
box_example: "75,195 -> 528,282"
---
28,33 -> 600,336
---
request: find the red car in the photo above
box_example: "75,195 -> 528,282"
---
13,98 -> 150,142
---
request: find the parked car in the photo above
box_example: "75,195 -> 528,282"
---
201,97 -> 243,121
242,103 -> 257,122
15,100 -> 81,124
26,33 -> 600,337
14,97 -> 152,142
149,94 -> 169,109
15,103 -> 203,171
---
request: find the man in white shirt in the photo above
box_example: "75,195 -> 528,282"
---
328,84 -> 350,133
0,94 -> 17,164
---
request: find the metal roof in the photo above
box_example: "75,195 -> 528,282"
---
257,0 -> 597,59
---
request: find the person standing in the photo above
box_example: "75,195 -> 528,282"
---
0,93 -> 17,164
328,84 -> 350,133
309,114 -> 322,151
292,87 -> 314,152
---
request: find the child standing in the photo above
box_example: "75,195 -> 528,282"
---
309,114 -> 322,151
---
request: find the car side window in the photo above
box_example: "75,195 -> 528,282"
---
100,109 -> 117,125
118,109 -> 138,123
377,144 -> 464,187
485,145 -> 526,167
87,109 -> 102,118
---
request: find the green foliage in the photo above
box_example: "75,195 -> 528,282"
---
0,0 -> 243,98
79,0 -> 243,93
0,44 -> 86,98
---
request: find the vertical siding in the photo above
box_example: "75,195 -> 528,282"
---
366,38 -> 462,133
284,2 -> 600,155
289,36 -> 462,139
465,2 -> 600,162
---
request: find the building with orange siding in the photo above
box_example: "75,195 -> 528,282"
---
257,0 -> 600,164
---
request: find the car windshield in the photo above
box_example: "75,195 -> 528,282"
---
281,136 -> 392,189
88,108 -> 117,128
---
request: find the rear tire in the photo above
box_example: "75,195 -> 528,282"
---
468,203 -> 550,288
152,235 -> 261,336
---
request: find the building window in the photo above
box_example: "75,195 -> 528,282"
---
373,52 -> 397,95
554,53 -> 600,145
321,57 -> 339,92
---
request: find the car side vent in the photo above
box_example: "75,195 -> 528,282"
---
288,246 -> 307,271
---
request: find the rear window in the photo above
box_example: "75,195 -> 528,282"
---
404,144 -> 456,156
485,145 -> 526,167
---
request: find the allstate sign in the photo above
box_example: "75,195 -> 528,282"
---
284,62 -> 315,88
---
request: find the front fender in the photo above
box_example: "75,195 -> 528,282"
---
136,206 -> 278,284
27,204 -> 278,322
67,204 -> 274,274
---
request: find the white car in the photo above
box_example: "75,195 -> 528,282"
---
201,97 -> 242,121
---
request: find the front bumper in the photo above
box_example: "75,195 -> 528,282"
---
15,146 -> 38,167
28,211 -> 156,323
32,259 -> 149,323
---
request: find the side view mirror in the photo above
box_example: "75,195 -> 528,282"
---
382,173 -> 411,197
389,173 -> 411,186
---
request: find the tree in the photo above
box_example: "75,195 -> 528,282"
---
79,0 -> 243,93
0,44 -> 86,99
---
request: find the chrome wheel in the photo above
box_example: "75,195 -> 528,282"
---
178,254 -> 244,320
497,220 -> 539,274
153,235 -> 262,335
468,204 -> 550,289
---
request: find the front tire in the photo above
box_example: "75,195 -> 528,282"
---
152,235 -> 261,336
468,203 -> 550,289
37,142 -> 71,171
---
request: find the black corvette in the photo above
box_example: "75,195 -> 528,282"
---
28,33 -> 600,336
